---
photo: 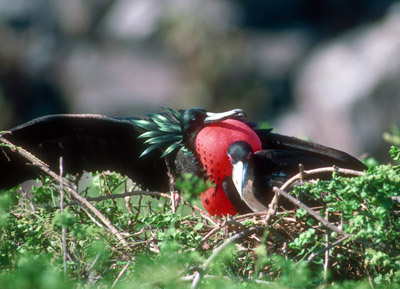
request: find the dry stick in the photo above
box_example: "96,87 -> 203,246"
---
182,274 -> 272,285
80,205 -> 109,230
164,158 -> 177,213
111,261 -> 131,289
234,211 -> 272,221
273,186 -> 348,237
200,224 -> 222,245
277,166 -> 393,253
307,234 -> 351,263
82,190 -> 219,227
191,226 -> 262,289
85,190 -> 172,202
324,210 -> 329,281
281,165 -> 365,192
59,157 -> 68,275
265,191 -> 279,224
85,253 -> 101,284
0,137 -> 130,249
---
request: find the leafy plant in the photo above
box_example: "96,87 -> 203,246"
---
1,140 -> 400,288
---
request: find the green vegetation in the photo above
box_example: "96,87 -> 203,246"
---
1,145 -> 400,288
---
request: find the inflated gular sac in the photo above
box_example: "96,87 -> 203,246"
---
195,119 -> 262,184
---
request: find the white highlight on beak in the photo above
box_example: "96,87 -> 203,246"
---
232,161 -> 248,200
204,109 -> 246,123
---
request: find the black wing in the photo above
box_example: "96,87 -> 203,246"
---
255,129 -> 367,171
251,148 -> 353,207
253,149 -> 336,177
0,114 -> 169,191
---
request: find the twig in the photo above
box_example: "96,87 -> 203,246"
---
234,211 -> 272,221
79,206 -> 108,230
0,137 -> 131,249
85,253 -> 101,284
307,235 -> 351,263
84,190 -> 172,202
111,261 -> 131,289
273,187 -> 349,237
59,157 -> 68,275
164,158 -> 178,213
191,226 -> 262,289
182,274 -> 272,285
280,166 -> 364,192
73,189 -> 219,226
200,223 -> 223,245
265,191 -> 279,224
133,194 -> 143,223
299,164 -> 306,181
324,210 -> 329,282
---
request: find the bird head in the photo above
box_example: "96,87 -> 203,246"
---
132,107 -> 247,158
227,141 -> 254,200
182,107 -> 247,135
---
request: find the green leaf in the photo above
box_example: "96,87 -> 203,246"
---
389,146 -> 400,161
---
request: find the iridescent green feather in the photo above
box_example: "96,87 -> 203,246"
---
131,108 -> 190,158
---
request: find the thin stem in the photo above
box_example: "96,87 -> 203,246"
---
60,157 -> 67,275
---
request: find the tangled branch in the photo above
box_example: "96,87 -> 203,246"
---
0,137 -> 131,249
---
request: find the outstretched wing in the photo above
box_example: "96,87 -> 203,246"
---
0,114 -> 169,191
255,129 -> 367,171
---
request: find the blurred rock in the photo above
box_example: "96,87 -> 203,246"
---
61,44 -> 180,116
100,0 -> 162,41
276,3 -> 400,160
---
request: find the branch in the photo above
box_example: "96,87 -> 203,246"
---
59,157 -> 68,275
80,190 -> 219,227
191,226 -> 262,289
111,261 -> 131,289
273,186 -> 349,237
307,234 -> 351,263
0,137 -> 131,249
280,165 -> 364,192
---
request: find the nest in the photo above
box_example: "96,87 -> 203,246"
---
2,135 -> 398,288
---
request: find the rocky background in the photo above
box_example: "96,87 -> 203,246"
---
0,0 -> 399,161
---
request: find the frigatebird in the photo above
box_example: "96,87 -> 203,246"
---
0,108 -> 246,193
226,140 -> 367,212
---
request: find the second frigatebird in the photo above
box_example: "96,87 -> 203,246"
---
226,140 -> 367,212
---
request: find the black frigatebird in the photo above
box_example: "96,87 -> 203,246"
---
226,140 -> 367,212
0,108 -> 254,217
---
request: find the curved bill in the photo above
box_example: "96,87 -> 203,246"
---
204,109 -> 247,123
231,161 -> 248,200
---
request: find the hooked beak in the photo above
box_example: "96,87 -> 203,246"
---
231,161 -> 248,200
204,109 -> 247,124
